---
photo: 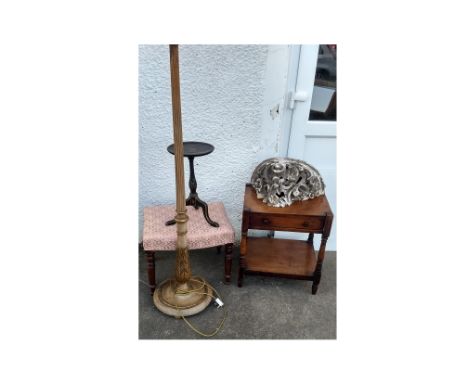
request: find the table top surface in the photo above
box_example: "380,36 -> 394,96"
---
243,184 -> 333,216
167,141 -> 215,157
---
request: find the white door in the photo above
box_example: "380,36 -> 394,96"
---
286,44 -> 337,250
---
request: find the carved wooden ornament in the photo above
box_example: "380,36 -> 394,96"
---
251,158 -> 325,207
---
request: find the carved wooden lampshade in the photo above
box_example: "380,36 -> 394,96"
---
153,45 -> 213,317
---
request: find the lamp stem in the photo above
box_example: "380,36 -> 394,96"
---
153,45 -> 213,319
169,44 -> 191,283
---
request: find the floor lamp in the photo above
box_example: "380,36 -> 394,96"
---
153,45 -> 214,317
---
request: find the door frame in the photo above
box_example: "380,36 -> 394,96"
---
278,45 -> 301,157
285,44 -> 337,250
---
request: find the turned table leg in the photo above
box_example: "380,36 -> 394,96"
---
145,251 -> 156,295
312,213 -> 333,294
312,236 -> 328,295
238,255 -> 245,287
224,243 -> 233,283
312,262 -> 323,294
238,210 -> 249,287
238,237 -> 246,287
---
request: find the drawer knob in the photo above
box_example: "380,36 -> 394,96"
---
302,221 -> 309,227
262,218 -> 270,224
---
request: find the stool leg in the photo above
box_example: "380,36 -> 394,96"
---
224,243 -> 233,283
216,245 -> 222,254
146,251 -> 156,295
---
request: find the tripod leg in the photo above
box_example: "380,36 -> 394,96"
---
196,197 -> 219,227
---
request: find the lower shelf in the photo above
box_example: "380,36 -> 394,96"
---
245,237 -> 317,278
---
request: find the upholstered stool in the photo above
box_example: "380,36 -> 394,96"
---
143,202 -> 235,294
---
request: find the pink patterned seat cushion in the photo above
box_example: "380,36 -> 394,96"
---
143,202 -> 235,251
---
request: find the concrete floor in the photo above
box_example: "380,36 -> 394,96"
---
139,245 -> 336,339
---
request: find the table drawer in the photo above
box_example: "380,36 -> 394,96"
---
250,213 -> 324,232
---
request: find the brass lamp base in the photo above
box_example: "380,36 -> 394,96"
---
153,276 -> 213,318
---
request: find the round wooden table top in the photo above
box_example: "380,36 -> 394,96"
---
167,141 -> 215,157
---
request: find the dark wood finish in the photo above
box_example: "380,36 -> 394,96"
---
224,243 -> 233,283
238,204 -> 250,287
167,141 -> 214,157
144,243 -> 233,294
243,183 -> 332,217
165,141 -> 219,227
245,237 -> 316,277
312,212 -> 333,294
238,184 -> 333,294
249,213 -> 324,232
146,251 -> 156,294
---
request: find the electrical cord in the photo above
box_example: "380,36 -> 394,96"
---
160,277 -> 227,338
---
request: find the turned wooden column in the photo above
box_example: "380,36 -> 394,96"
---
169,44 -> 191,284
153,44 -> 214,318
146,251 -> 156,294
238,207 -> 249,287
224,243 -> 233,283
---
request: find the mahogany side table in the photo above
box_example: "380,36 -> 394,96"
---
238,184 -> 333,294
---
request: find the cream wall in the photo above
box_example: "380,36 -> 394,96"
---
139,45 -> 291,242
